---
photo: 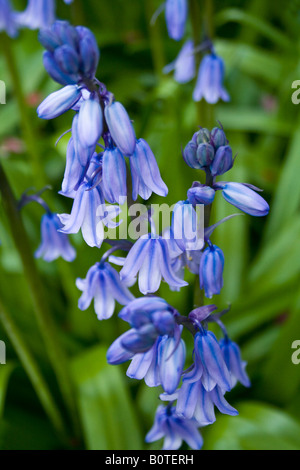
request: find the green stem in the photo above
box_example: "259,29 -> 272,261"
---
145,0 -> 166,77
0,296 -> 68,442
0,162 -> 81,440
0,33 -> 46,187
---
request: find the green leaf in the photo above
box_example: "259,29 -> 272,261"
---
216,9 -> 295,50
203,401 -> 300,450
264,122 -> 300,239
0,362 -> 16,417
71,345 -> 143,450
261,291 -> 300,404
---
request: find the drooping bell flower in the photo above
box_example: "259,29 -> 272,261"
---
76,261 -> 134,320
199,243 -> 224,299
214,182 -> 270,217
35,212 -> 76,262
165,0 -> 188,41
129,138 -> 168,200
104,101 -> 136,156
193,53 -> 230,104
146,405 -> 203,450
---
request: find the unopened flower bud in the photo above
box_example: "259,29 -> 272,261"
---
196,143 -> 215,168
210,126 -> 227,149
210,145 -> 233,177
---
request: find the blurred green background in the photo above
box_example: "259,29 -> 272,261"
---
0,0 -> 300,450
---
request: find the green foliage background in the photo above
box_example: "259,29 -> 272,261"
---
0,0 -> 300,450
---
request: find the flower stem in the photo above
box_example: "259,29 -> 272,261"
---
0,162 -> 81,440
0,33 -> 46,187
0,296 -> 68,443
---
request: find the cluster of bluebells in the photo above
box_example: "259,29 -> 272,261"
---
0,0 -> 73,36
161,0 -> 229,104
32,18 -> 270,450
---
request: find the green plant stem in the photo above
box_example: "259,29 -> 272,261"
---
0,33 -> 46,187
0,296 -> 68,442
189,0 -> 215,307
189,0 -> 215,128
145,0 -> 166,77
0,162 -> 81,441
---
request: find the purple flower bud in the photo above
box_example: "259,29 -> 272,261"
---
187,183 -> 215,206
159,336 -> 186,394
78,28 -> 100,78
38,28 -> 61,51
196,143 -> 215,168
104,101 -> 136,156
53,45 -> 80,76
182,141 -> 202,169
77,96 -> 103,148
165,0 -> 188,41
193,128 -> 211,145
215,182 -> 270,217
37,85 -> 81,120
210,145 -> 233,177
210,126 -> 227,149
43,50 -> 77,85
193,53 -> 230,104
199,244 -> 224,299
102,147 -> 127,204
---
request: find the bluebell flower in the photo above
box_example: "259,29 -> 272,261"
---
199,243 -> 224,299
187,329 -> 232,392
58,180 -> 120,248
163,40 -> 195,84
210,145 -> 234,177
214,182 -> 270,217
193,53 -> 230,104
165,0 -> 188,41
76,261 -> 134,320
35,212 -> 76,262
129,138 -> 168,200
187,183 -> 215,206
162,227 -> 202,292
171,200 -> 204,252
146,405 -> 203,450
15,0 -> 73,30
127,336 -> 185,393
77,94 -> 103,148
102,147 -> 127,204
104,101 -> 136,157
0,0 -> 18,37
39,21 -> 99,85
107,297 -> 186,393
120,234 -> 188,295
220,337 -> 251,388
37,84 -> 82,120
161,382 -> 238,426
15,0 -> 55,30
